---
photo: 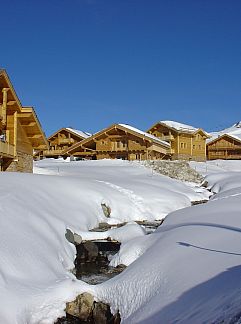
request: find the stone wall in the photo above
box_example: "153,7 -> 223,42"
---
142,160 -> 203,183
5,151 -> 33,173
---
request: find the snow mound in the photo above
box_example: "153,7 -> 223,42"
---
0,159 -> 208,323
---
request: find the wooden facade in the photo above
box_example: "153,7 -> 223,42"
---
0,70 -> 48,172
207,134 -> 241,160
35,127 -> 91,159
63,124 -> 171,160
147,121 -> 210,161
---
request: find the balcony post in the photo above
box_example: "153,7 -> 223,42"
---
2,88 -> 10,127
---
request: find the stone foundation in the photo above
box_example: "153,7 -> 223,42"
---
5,151 -> 33,173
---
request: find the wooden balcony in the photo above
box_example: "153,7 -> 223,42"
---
208,146 -> 241,151
58,138 -> 75,145
0,141 -> 15,158
161,135 -> 174,141
43,149 -> 64,156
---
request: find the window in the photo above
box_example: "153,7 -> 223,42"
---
193,145 -> 196,149
180,143 -> 184,148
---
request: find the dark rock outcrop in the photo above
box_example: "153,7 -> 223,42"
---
55,293 -> 121,324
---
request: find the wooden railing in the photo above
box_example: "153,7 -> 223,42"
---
161,135 -> 174,141
58,138 -> 75,144
43,149 -> 63,156
0,141 -> 15,157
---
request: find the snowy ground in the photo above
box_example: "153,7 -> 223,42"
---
0,159 -> 241,323
190,159 -> 241,176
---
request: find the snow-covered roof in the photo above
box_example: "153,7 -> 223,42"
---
207,122 -> 241,144
66,128 -> 91,139
118,124 -> 170,147
159,120 -> 198,133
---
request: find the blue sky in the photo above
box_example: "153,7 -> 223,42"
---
1,0 -> 241,136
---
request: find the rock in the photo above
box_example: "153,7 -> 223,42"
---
101,203 -> 111,218
65,229 -> 82,245
92,302 -> 111,324
73,233 -> 82,245
65,229 -> 75,244
202,180 -> 208,188
83,241 -> 99,261
142,160 -> 204,183
63,293 -> 121,324
66,292 -> 94,320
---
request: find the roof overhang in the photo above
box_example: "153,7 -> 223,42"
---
63,123 -> 170,155
18,107 -> 48,150
0,69 -> 22,113
207,133 -> 241,146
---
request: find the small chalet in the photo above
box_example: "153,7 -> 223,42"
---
62,123 -> 171,160
0,69 -> 47,172
35,127 -> 91,159
207,133 -> 241,160
206,122 -> 241,160
147,120 -> 210,161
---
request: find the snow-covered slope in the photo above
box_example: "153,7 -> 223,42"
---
190,159 -> 241,176
0,159 -> 206,323
99,171 -> 241,323
208,121 -> 241,143
0,159 -> 240,323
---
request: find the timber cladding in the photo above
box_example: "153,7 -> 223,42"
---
36,128 -> 90,159
0,69 -> 48,172
207,134 -> 241,160
147,121 -> 210,161
62,124 -> 171,161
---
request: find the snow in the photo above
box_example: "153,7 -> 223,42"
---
118,124 -> 170,147
207,121 -> 241,143
190,159 -> 241,176
101,184 -> 241,323
66,127 -> 91,139
159,120 -> 199,133
0,158 -> 241,323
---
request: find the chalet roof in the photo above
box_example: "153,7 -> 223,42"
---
207,133 -> 241,146
63,123 -> 170,155
19,107 -> 48,150
66,128 -> 91,139
0,69 -> 22,112
160,120 -> 198,133
148,120 -> 210,138
48,127 -> 91,141
207,122 -> 241,144
118,124 -> 170,147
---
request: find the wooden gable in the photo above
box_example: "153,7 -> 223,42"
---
63,124 -> 170,160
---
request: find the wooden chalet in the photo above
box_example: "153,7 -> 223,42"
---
62,123 -> 171,160
147,121 -> 210,161
35,127 -> 91,159
207,134 -> 241,160
0,69 -> 48,172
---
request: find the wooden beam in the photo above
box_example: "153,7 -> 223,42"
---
7,101 -> 16,106
22,121 -> 36,127
17,113 -> 33,118
27,134 -> 43,139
